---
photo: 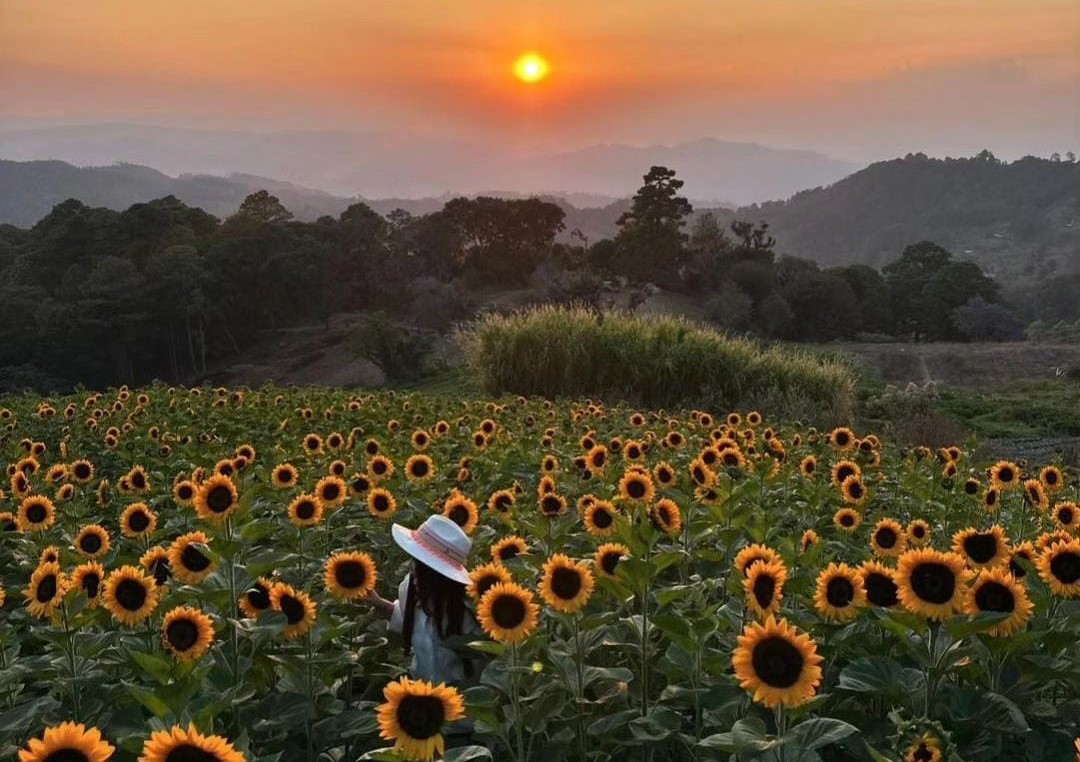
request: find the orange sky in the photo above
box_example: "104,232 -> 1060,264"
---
1,0 -> 1076,158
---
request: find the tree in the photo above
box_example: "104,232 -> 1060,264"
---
829,264 -> 894,335
951,297 -> 1024,342
230,190 -> 294,226
614,166 -> 693,285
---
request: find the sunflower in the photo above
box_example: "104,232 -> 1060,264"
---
584,500 -> 618,537
487,488 -> 516,515
688,458 -> 717,487
17,721 -> 115,762
349,473 -> 372,496
442,492 -> 479,534
833,508 -> 861,532
840,475 -> 867,506
732,616 -> 822,708
1024,479 -> 1049,512
315,475 -> 348,508
324,551 -> 378,600
127,465 -> 150,493
896,549 -> 967,620
18,495 -> 56,532
368,454 -> 395,481
120,502 -> 157,538
735,544 -> 782,577
828,427 -> 855,450
652,461 -> 677,488
270,583 -> 317,639
1037,538 -> 1080,597
800,529 -> 819,554
172,479 -> 196,505
271,463 -> 298,489
70,459 -> 95,484
72,561 -> 105,608
40,545 -> 61,565
830,460 -> 861,487
870,519 -> 906,558
359,487 -> 396,520
744,560 -> 787,619
583,445 -> 609,476
0,510 -> 18,532
859,561 -> 899,608
238,577 -> 274,619
1039,465 -> 1065,493
302,433 -> 324,456
593,543 -> 630,579
137,724 -> 244,762
952,525 -> 1010,569
1053,501 -> 1079,533
1008,541 -> 1035,579
540,554 -> 594,614
411,429 -> 431,451
618,470 -> 655,504
193,475 -> 239,524
377,676 -> 466,762
904,735 -> 943,762
964,567 -> 1033,637
814,563 -> 866,622
75,524 -> 111,558
491,535 -> 528,565
538,492 -> 568,518
405,454 -> 435,483
467,562 -> 513,602
477,582 -> 539,644
906,519 -> 931,547
798,456 -> 817,478
25,562 -> 67,619
288,493 -> 324,527
168,531 -> 217,584
650,498 -> 683,535
162,606 -> 216,661
989,460 -> 1020,490
103,565 -> 160,626
141,546 -> 172,586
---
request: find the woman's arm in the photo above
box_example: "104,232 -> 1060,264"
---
362,589 -> 395,618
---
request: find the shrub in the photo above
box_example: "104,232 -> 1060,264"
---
349,312 -> 432,382
457,305 -> 856,421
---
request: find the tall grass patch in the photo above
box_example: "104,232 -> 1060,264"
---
458,305 -> 857,420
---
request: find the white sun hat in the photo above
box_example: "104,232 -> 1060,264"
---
391,514 -> 472,585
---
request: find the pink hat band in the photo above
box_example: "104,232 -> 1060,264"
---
410,523 -> 468,567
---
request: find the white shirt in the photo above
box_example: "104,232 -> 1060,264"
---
388,574 -> 479,685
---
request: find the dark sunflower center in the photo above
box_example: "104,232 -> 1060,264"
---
550,567 -> 583,600
411,461 -> 429,477
36,574 -> 58,602
475,575 -> 501,600
396,694 -> 446,740
448,506 -> 469,527
178,486 -> 194,500
998,468 -> 1014,482
864,572 -> 898,607
491,593 -> 527,628
693,466 -> 707,482
913,744 -> 934,762
974,581 -> 1015,613
334,561 -> 367,589
279,594 -> 306,624
840,513 -> 855,527
875,527 -> 897,549
129,510 -> 150,531
1046,472 -> 1059,485
163,744 -> 219,762
592,508 -> 613,528
592,452 -> 606,467
296,501 -> 316,520
74,464 -> 91,479
752,574 -> 776,609
80,533 -> 102,553
600,552 -> 621,575
826,576 -> 855,607
910,562 -> 956,604
26,504 -> 47,523
495,495 -> 511,511
181,545 -> 211,572
166,618 -> 200,651
247,584 -> 271,609
498,544 -> 520,561
321,484 -> 341,501
43,750 -> 92,762
82,573 -> 101,599
207,485 -> 233,513
847,482 -> 864,499
750,636 -> 804,688
1050,550 -> 1080,584
132,474 -> 146,489
373,495 -> 390,512
277,469 -> 294,483
965,481 -> 979,495
912,525 -> 926,539
373,462 -> 387,475
1059,508 -> 1075,525
962,534 -> 998,563
626,479 -> 646,499
115,578 -> 148,611
541,495 -> 562,515
985,491 -> 997,506
836,466 -> 854,482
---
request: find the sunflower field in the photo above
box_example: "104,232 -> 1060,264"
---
0,385 -> 1078,762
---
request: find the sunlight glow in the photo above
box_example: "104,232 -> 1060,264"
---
513,52 -> 549,84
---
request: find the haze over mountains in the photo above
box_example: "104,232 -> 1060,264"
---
0,123 -> 856,206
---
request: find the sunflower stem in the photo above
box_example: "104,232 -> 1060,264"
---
305,628 -> 316,762
225,516 -> 242,734
59,598 -> 82,722
510,643 -> 526,762
572,614 -> 588,762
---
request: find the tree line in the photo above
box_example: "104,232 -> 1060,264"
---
0,166 -> 1028,391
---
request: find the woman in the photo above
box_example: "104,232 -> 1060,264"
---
364,514 -> 480,685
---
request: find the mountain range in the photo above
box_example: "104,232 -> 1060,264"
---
0,124 -> 856,205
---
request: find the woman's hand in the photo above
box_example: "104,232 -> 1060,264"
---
361,589 -> 394,618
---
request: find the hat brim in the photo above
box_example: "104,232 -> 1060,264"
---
391,524 -> 471,585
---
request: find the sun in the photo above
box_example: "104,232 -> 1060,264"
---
513,52 -> 549,84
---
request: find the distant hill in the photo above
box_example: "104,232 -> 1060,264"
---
723,152 -> 1080,281
0,123 -> 855,204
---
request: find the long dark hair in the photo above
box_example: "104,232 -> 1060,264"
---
401,560 -> 472,653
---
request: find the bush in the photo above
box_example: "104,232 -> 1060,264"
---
349,312 -> 432,382
457,305 -> 856,421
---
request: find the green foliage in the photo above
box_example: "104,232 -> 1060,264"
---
458,305 -> 856,421
614,166 -> 693,285
349,313 -> 433,382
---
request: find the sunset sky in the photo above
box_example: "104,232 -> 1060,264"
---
1,0 -> 1077,161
